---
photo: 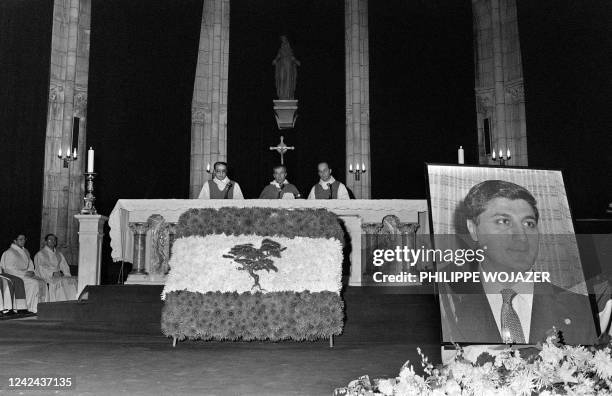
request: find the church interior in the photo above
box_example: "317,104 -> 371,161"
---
0,0 -> 611,394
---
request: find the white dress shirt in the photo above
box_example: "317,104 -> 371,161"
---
481,268 -> 534,342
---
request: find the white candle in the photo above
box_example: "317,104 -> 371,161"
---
362,162 -> 366,171
87,147 -> 94,173
73,148 -> 77,158
58,148 -> 62,158
356,163 -> 360,171
499,149 -> 503,158
349,163 -> 353,172
507,148 -> 511,158
206,163 -> 210,173
458,146 -> 464,164
492,149 -> 496,160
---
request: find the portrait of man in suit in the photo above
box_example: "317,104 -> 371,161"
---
438,179 -> 597,345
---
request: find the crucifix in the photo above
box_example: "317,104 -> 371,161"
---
269,136 -> 294,165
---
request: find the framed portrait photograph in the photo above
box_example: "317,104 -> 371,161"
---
425,164 -> 597,345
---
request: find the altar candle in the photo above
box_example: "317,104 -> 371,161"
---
349,163 -> 353,172
356,163 -> 360,171
362,163 -> 366,171
87,147 -> 94,173
73,147 -> 77,159
58,148 -> 62,158
507,148 -> 511,159
492,149 -> 496,160
499,149 -> 503,158
458,146 -> 464,164
206,163 -> 210,173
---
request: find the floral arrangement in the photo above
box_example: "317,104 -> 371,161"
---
162,235 -> 342,295
162,207 -> 344,343
175,207 -> 344,244
334,329 -> 612,396
162,290 -> 343,341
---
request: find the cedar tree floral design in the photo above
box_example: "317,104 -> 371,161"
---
223,238 -> 286,291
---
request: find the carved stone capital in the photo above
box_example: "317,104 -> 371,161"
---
475,92 -> 494,114
49,84 -> 64,103
506,84 -> 525,103
74,92 -> 88,117
129,222 -> 149,235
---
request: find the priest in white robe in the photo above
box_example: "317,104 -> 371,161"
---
198,161 -> 244,199
307,162 -> 350,200
0,275 -> 16,314
0,234 -> 48,313
34,234 -> 78,302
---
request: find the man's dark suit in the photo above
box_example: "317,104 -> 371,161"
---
439,268 -> 598,345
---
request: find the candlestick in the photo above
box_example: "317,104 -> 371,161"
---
81,172 -> 98,215
348,161 -> 367,181
87,147 -> 94,173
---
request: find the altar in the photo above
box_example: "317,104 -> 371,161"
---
106,199 -> 429,286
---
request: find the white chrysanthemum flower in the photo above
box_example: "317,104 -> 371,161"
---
591,349 -> 612,380
565,345 -> 593,369
540,343 -> 565,365
376,379 -> 395,396
443,379 -> 462,396
508,370 -> 537,396
556,361 -> 578,384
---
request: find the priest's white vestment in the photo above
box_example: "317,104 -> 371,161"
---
0,244 -> 48,312
34,246 -> 78,301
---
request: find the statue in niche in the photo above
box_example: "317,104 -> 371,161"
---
272,35 -> 300,100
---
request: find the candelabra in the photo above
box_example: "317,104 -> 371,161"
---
81,172 -> 97,215
349,162 -> 367,181
491,148 -> 511,166
57,148 -> 78,168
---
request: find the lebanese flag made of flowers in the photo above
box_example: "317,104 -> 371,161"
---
161,207 -> 345,342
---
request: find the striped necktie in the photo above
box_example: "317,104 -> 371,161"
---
500,288 -> 525,343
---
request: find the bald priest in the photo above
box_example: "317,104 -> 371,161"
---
307,162 -> 350,200
259,165 -> 301,199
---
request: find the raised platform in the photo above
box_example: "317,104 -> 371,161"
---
37,285 -> 440,341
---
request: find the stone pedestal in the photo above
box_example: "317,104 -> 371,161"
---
273,100 -> 298,129
74,214 -> 107,296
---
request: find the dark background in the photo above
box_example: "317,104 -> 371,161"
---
0,0 -> 53,253
517,0 -> 612,219
0,0 -> 610,270
227,0 -> 345,198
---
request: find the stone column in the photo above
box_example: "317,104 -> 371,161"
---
345,0 -> 371,198
190,0 -> 231,198
129,222 -> 149,275
74,214 -> 106,296
473,0 -> 527,165
42,0 -> 91,265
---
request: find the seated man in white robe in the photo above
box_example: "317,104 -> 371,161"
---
34,234 -> 78,302
198,161 -> 245,199
0,234 -> 48,313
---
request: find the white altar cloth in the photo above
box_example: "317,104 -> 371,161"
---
108,199 -> 428,286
